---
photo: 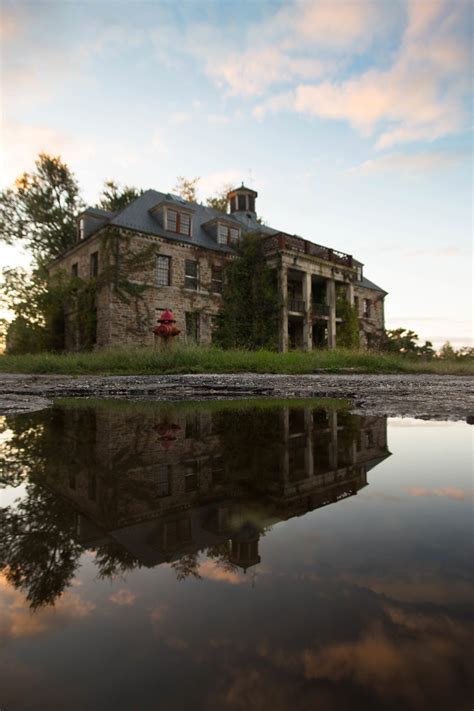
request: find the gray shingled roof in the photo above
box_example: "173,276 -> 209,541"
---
81,189 -> 277,253
64,190 -> 386,296
358,275 -> 387,294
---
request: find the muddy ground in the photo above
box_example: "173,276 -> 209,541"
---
0,373 -> 472,421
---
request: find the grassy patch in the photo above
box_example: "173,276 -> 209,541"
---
0,345 -> 472,376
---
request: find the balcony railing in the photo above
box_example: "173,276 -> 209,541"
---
313,303 -> 329,317
262,232 -> 353,268
288,298 -> 305,313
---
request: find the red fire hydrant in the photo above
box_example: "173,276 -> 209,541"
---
153,309 -> 181,348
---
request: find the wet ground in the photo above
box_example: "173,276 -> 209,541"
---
0,372 -> 473,420
0,398 -> 472,710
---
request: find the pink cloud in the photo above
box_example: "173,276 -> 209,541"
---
108,588 -> 137,606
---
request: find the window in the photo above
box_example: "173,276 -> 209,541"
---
363,299 -> 371,317
238,194 -> 246,210
354,296 -> 359,314
230,227 -> 240,246
185,312 -> 200,343
179,212 -> 190,236
90,251 -> 99,278
167,208 -> 177,232
185,260 -> 198,290
217,223 -> 228,245
71,263 -> 78,277
156,255 -> 171,287
217,223 -> 240,247
184,460 -> 199,492
155,465 -> 171,497
357,266 -> 363,281
166,208 -> 191,236
79,218 -> 85,240
211,266 -> 223,293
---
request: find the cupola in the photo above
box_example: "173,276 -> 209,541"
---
227,184 -> 258,217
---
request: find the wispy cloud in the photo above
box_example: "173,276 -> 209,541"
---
349,149 -> 468,176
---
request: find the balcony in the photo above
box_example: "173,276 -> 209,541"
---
288,298 -> 305,313
313,303 -> 329,318
262,232 -> 353,268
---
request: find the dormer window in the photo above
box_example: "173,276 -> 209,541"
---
165,207 -> 192,236
79,218 -> 85,241
217,222 -> 240,247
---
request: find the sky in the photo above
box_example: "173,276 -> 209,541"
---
1,0 -> 472,347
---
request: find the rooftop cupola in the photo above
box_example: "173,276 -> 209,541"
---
227,184 -> 258,217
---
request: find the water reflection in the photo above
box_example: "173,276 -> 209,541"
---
0,401 -> 389,607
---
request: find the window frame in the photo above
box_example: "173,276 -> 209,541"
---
90,251 -> 99,278
185,311 -> 200,343
166,207 -> 192,236
363,298 -> 371,318
156,255 -> 171,287
71,263 -> 78,277
184,260 -> 198,290
211,265 -> 223,294
216,222 -> 240,247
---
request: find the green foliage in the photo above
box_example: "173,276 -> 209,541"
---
0,153 -> 83,265
385,328 -> 435,357
98,180 -> 144,212
214,234 -> 279,350
438,341 -> 457,360
336,296 -> 360,349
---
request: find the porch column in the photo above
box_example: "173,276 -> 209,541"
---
347,282 -> 354,306
326,279 -> 336,349
278,263 -> 289,352
304,408 -> 314,477
302,272 -> 313,351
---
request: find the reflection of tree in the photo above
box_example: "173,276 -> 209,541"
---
171,552 -> 201,581
206,542 -> 239,573
94,539 -> 142,580
0,484 -> 83,608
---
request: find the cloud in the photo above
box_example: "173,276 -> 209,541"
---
254,0 -> 471,147
349,149 -> 468,175
168,112 -> 192,125
0,119 -> 95,187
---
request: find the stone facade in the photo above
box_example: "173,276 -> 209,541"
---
49,185 -> 386,351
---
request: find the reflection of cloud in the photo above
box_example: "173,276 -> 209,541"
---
149,603 -> 169,623
0,574 -> 95,642
408,486 -> 470,501
198,560 -> 247,585
303,610 -> 472,708
339,572 -> 474,605
109,588 -> 137,606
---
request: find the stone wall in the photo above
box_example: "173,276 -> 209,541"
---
354,284 -> 385,349
50,226 -> 232,349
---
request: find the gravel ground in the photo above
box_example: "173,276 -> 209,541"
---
0,372 -> 473,421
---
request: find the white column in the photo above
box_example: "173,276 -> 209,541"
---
326,279 -> 336,349
302,272 -> 313,351
278,264 -> 289,352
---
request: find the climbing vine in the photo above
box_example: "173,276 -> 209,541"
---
336,294 -> 360,349
213,233 -> 279,350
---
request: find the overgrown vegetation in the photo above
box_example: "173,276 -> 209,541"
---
0,345 -> 472,375
213,234 -> 279,350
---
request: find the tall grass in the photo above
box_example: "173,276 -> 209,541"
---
0,345 -> 472,375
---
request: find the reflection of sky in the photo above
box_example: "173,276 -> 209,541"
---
0,418 -> 473,710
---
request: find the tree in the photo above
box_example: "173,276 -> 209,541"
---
174,176 -> 200,203
0,153 -> 84,265
214,234 -> 279,350
98,180 -> 144,212
336,293 -> 360,349
438,341 -> 457,359
206,184 -> 231,213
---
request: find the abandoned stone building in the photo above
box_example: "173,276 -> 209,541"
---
49,184 -> 386,351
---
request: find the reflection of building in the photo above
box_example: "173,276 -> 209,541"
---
43,404 -> 390,574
